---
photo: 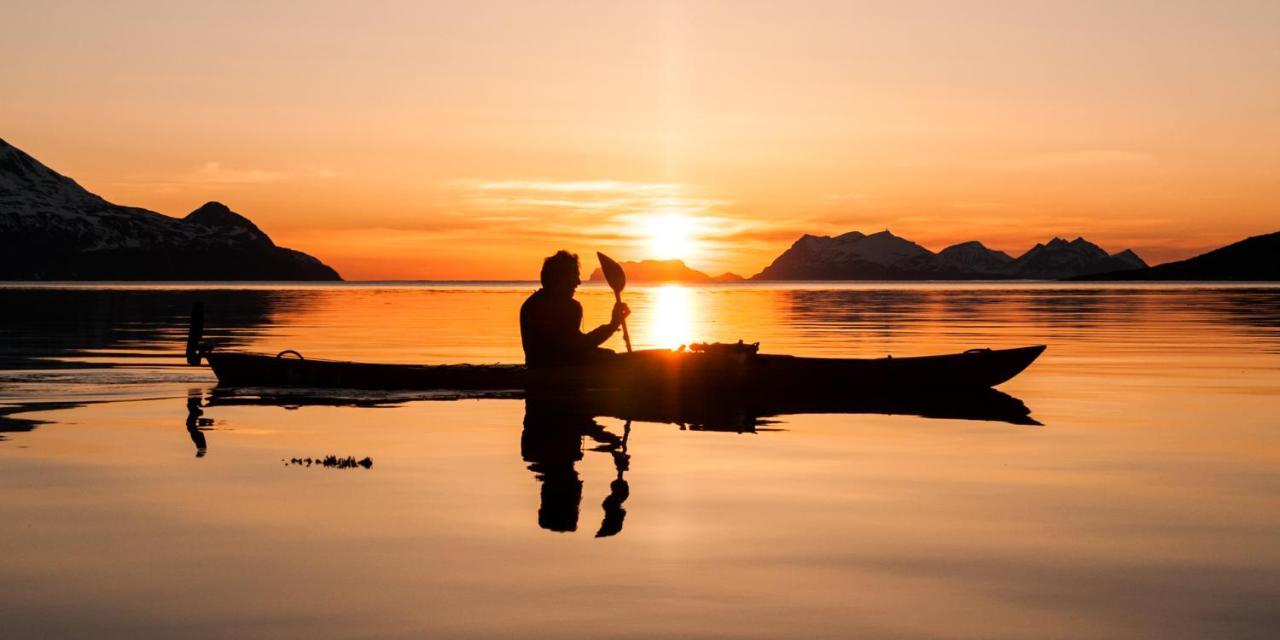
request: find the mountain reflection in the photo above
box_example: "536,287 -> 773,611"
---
0,288 -> 318,368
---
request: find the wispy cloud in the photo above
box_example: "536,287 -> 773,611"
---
440,177 -> 811,268
457,178 -> 724,218
193,162 -> 337,185
467,180 -> 676,194
108,162 -> 338,189
1004,149 -> 1157,171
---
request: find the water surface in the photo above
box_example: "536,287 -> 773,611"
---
2,282 -> 1278,639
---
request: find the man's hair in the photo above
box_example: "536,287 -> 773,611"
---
540,250 -> 580,288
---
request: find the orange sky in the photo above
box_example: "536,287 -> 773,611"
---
3,1 -> 1279,279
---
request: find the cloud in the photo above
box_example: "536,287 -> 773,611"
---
413,176 -> 818,269
467,180 -> 676,194
1005,149 -> 1157,171
194,162 -> 338,185
192,162 -> 285,185
294,177 -> 860,275
457,178 -> 725,218
108,162 -> 338,189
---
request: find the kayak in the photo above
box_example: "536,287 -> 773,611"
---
205,343 -> 1045,393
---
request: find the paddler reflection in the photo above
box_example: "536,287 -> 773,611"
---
521,397 -> 630,537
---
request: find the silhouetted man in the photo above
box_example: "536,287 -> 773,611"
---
520,250 -> 629,368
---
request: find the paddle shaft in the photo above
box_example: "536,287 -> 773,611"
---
612,289 -> 632,352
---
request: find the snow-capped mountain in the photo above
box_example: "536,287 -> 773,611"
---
753,230 -> 943,279
752,230 -> 1146,280
936,241 -> 1014,275
0,137 -> 339,280
1008,237 -> 1146,279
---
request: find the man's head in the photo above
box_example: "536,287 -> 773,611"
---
540,250 -> 581,293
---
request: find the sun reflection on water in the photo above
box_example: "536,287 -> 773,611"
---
641,285 -> 696,349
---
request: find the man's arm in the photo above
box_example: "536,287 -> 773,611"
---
582,319 -> 620,348
581,301 -> 627,348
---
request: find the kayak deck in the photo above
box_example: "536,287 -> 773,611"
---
206,345 -> 1045,392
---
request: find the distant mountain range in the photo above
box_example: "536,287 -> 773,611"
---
588,259 -> 743,283
752,230 -> 1146,280
629,230 -> 1277,283
1077,231 -> 1280,281
4,137 -> 1273,282
0,137 -> 340,280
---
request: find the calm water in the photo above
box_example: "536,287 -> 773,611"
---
2,282 -> 1279,639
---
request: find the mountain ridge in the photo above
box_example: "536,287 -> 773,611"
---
587,259 -> 743,283
752,230 -> 1146,280
1076,231 -> 1280,281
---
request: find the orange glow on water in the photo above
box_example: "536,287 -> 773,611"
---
639,285 -> 697,349
3,284 -> 1280,637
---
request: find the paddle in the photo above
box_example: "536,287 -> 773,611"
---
596,252 -> 633,353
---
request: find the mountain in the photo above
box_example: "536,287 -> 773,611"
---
752,230 -> 944,280
1007,237 -> 1147,279
1110,249 -> 1147,270
587,259 -> 742,283
1079,231 -> 1280,281
937,241 -> 1013,275
0,137 -> 340,280
752,230 -> 1145,280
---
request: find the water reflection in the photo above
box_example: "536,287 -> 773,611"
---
203,385 -> 1040,427
521,398 -> 630,536
4,284 -> 1280,637
4,284 -> 1278,373
637,285 -> 696,349
185,388 -> 212,457
0,288 -> 317,368
776,286 -> 1280,356
0,406 -> 44,439
182,386 -> 1038,541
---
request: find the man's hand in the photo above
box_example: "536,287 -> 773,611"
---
611,302 -> 631,328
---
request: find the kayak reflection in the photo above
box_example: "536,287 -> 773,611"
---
514,387 -> 1037,537
200,386 -> 1038,537
551,386 -> 1040,430
204,385 -> 1039,428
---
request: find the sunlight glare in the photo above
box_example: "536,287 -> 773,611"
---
646,214 -> 695,261
644,285 -> 696,349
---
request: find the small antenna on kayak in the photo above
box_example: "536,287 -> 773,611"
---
185,302 -> 204,366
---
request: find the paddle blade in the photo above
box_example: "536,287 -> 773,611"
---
597,252 -> 627,293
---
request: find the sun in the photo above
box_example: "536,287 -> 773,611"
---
646,214 -> 696,261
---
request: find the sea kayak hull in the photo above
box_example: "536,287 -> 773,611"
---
206,345 -> 1045,392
